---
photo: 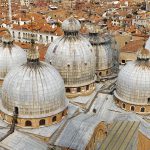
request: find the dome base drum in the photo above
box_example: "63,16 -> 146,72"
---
114,91 -> 150,115
0,107 -> 68,128
65,83 -> 95,98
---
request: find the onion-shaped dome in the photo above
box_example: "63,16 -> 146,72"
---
0,39 -> 68,128
115,47 -> 150,114
0,33 -> 26,80
46,16 -> 96,98
89,28 -> 113,78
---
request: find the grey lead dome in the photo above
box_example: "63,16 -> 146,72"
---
0,35 -> 26,79
46,17 -> 96,90
115,48 -> 150,105
1,61 -> 67,118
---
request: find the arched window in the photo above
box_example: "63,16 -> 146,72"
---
77,87 -> 81,92
122,103 -> 125,109
67,64 -> 70,67
66,88 -> 70,93
14,107 -> 19,115
106,71 -> 108,75
51,36 -> 53,42
148,98 -> 150,103
122,60 -> 125,64
99,72 -> 102,76
86,85 -> 89,90
116,99 -> 119,104
39,119 -> 45,126
52,116 -> 56,122
62,111 -> 65,117
131,106 -> 135,111
141,107 -> 145,112
25,120 -> 32,127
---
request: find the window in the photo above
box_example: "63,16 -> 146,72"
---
77,87 -> 81,92
66,88 -> 70,93
40,35 -> 42,40
141,107 -> 145,112
99,72 -> 102,76
116,99 -> 119,104
67,64 -> 70,67
148,98 -> 150,103
86,85 -> 89,90
52,116 -> 56,122
46,36 -> 48,42
39,119 -> 45,126
131,106 -> 135,111
25,120 -> 32,126
14,107 -> 19,115
13,31 -> 15,38
51,36 -> 53,42
62,111 -> 65,117
106,71 -> 108,75
122,103 -> 125,109
122,60 -> 125,64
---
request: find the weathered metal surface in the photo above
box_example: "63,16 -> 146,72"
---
100,121 -> 140,150
1,61 -> 67,118
0,43 -> 26,79
45,17 -> 96,87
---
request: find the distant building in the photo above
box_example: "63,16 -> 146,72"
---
146,0 -> 150,11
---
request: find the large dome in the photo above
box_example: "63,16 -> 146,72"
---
0,34 -> 26,80
89,30 -> 113,79
0,43 -> 68,128
45,17 -> 96,98
114,47 -> 150,114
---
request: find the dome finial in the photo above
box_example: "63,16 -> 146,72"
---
27,35 -> 39,64
27,19 -> 39,64
2,30 -> 13,47
137,46 -> 150,61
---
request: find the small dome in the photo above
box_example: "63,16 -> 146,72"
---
0,35 -> 26,79
62,16 -> 81,32
115,43 -> 150,114
89,32 -> 113,72
115,59 -> 150,105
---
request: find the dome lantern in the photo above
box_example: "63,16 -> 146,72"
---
2,33 -> 13,47
27,38 -> 40,64
62,16 -> 81,35
137,45 -> 150,61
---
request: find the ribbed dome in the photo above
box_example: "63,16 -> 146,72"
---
1,41 -> 67,119
1,62 -> 67,118
0,35 -> 26,79
46,35 -> 95,85
46,17 -> 96,97
115,54 -> 150,105
62,16 -> 81,32
89,32 -> 113,71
